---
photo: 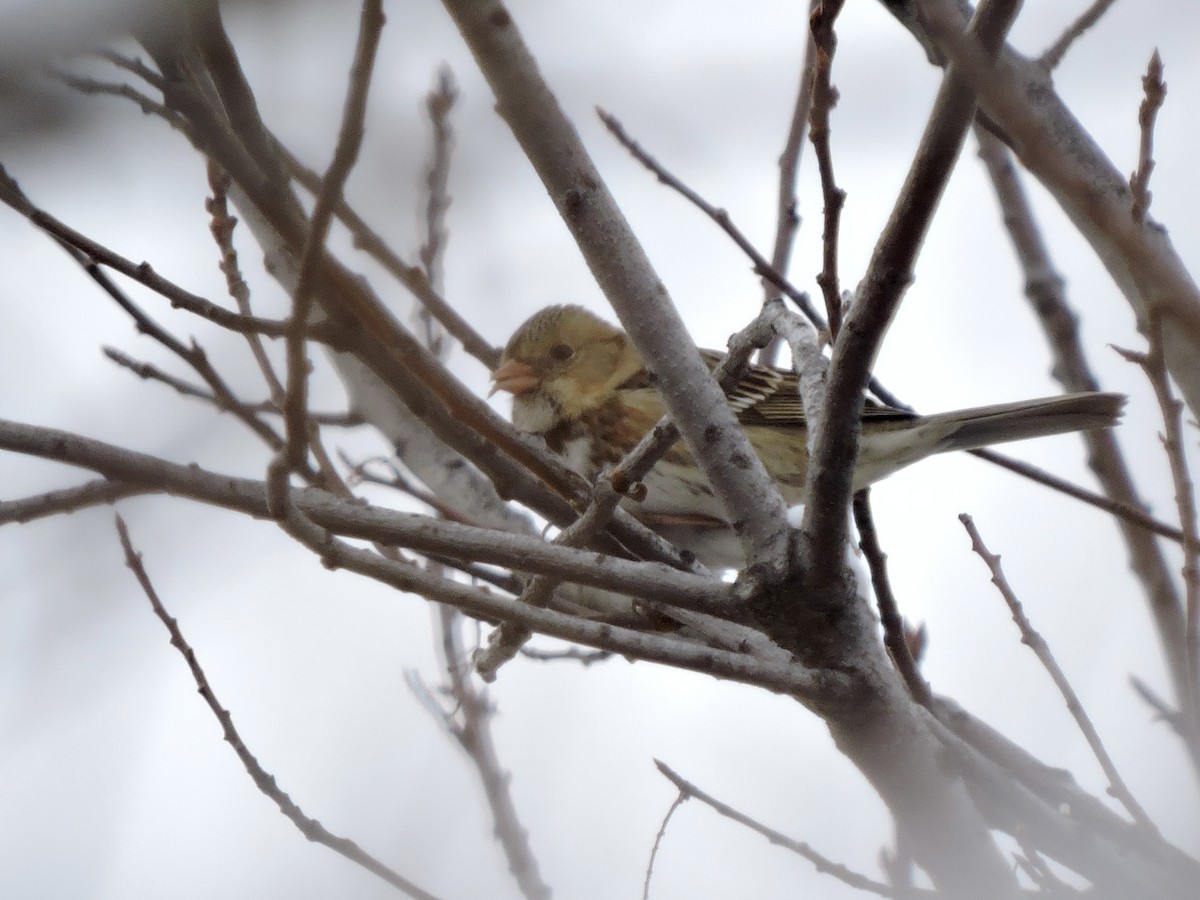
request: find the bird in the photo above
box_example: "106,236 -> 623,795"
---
491,304 -> 1125,567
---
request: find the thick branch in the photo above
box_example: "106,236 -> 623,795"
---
441,0 -> 792,577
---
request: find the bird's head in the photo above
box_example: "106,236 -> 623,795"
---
491,304 -> 643,434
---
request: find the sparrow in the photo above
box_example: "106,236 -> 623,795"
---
491,304 -> 1125,567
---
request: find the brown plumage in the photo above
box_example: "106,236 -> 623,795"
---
492,304 -> 1125,566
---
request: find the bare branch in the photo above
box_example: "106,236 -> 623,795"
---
903,0 -> 1200,414
799,0 -> 1021,582
959,513 -> 1161,834
598,108 -> 825,330
1113,323 -> 1200,772
757,0 -> 820,367
854,491 -> 932,707
642,790 -> 687,900
114,515 -> 441,900
1130,51 -> 1166,223
1038,0 -> 1121,71
653,760 -> 925,898
280,144 -> 501,369
970,447 -> 1184,544
0,419 -> 860,706
0,480 -> 151,524
808,0 -> 848,338
49,68 -> 183,128
284,0 -> 385,471
426,609 -> 552,900
418,67 -> 456,349
0,166 -> 316,342
206,162 -> 286,403
518,645 -> 612,666
975,123 -> 1191,709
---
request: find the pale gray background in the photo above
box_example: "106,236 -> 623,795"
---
1,1 -> 1198,897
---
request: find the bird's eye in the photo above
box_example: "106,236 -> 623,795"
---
550,342 -> 575,362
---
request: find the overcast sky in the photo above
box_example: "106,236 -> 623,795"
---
2,1 -> 1199,898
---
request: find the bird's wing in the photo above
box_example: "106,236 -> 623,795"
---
695,349 -> 917,429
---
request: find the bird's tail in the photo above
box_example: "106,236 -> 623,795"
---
933,391 -> 1125,452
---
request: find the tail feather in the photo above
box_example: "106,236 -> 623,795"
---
934,391 -> 1125,452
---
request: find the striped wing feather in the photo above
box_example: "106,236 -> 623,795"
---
697,349 -> 917,429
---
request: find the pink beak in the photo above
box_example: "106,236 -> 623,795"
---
489,359 -> 540,397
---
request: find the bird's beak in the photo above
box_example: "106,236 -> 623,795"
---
489,359 -> 540,397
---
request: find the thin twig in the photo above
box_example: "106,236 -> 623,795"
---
114,515 -> 441,900
0,480 -> 150,524
1038,0 -> 1121,71
599,108 -> 826,330
206,161 -> 287,404
106,346 -> 353,425
425,610 -> 552,900
48,69 -> 184,127
854,491 -> 932,706
800,0 -> 1022,582
975,122 -> 1191,710
284,0 -> 385,471
959,513 -> 1161,834
410,70 -> 551,899
0,165 -> 322,342
417,67 -> 457,356
1130,675 -> 1190,738
95,50 -> 166,90
643,791 -> 687,900
970,447 -> 1185,544
342,453 -> 482,524
808,0 -> 848,339
758,0 -> 820,368
1130,51 -> 1166,223
474,479 -> 637,681
279,144 -> 501,368
518,645 -> 612,665
653,761 -> 926,898
1113,323 -> 1200,773
46,241 -> 325,473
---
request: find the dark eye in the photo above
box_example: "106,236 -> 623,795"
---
550,342 -> 575,362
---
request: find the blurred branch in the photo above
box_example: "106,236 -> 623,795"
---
808,0 -> 847,339
799,0 -> 1020,582
0,166 -> 320,342
1038,0 -> 1120,71
975,124 -> 1191,707
930,694 -> 1200,895
49,68 -> 183,128
1130,51 -> 1166,224
0,420 -> 854,705
969,446 -> 1185,544
653,760 -> 925,898
418,67 -> 456,350
1114,322 -> 1200,775
959,513 -> 1160,834
599,109 -> 825,331
114,515 -> 442,900
206,162 -> 286,404
518,645 -> 612,665
283,0 -> 385,472
280,144 -> 500,368
758,0 -> 820,360
899,0 -> 1200,416
408,608 -> 552,900
103,347 -> 355,425
642,789 -> 686,900
854,490 -> 932,706
0,480 -> 151,524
